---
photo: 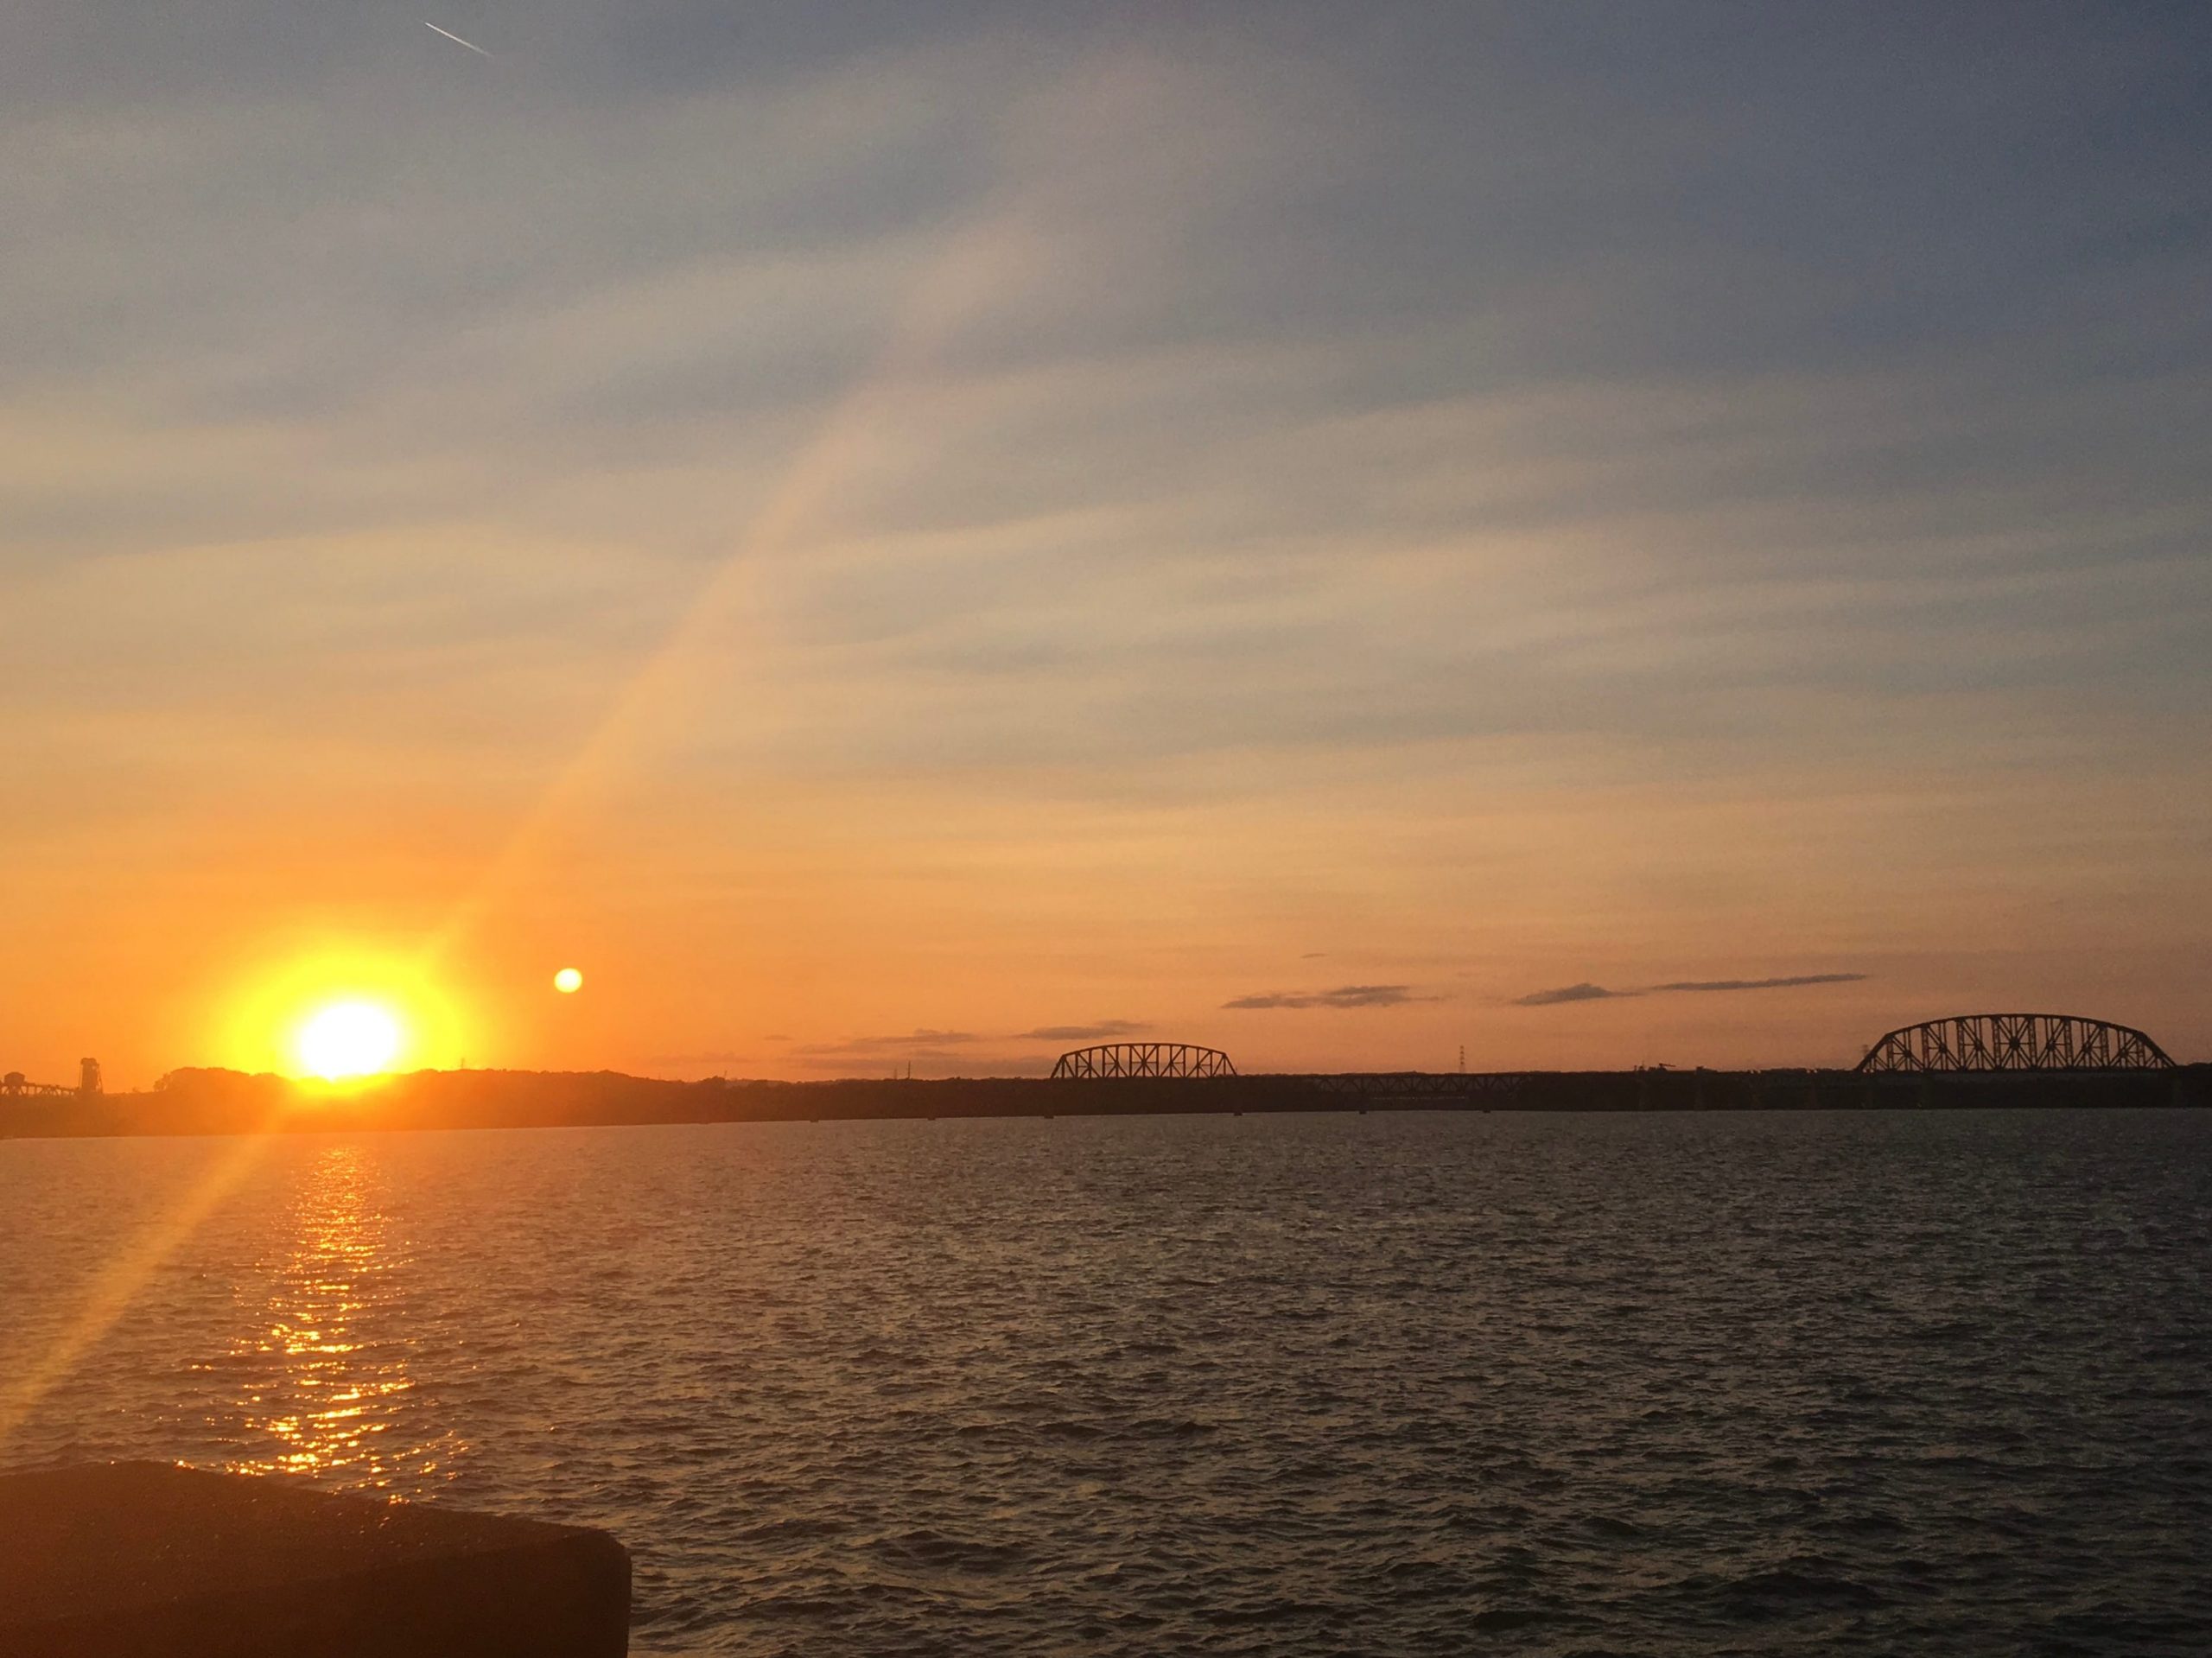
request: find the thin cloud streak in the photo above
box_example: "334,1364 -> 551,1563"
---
1651,974 -> 1869,994
1225,984 -> 1426,1011
1515,974 -> 1869,1007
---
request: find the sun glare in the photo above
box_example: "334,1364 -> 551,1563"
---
296,1001 -> 405,1082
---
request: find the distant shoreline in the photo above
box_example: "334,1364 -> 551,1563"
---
3,1065 -> 2205,1140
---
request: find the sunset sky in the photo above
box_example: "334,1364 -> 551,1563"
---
4,4 -> 2208,1086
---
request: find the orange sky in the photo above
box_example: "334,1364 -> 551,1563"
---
3,8 -> 2208,1087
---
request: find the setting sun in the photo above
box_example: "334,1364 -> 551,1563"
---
296,1001 -> 406,1082
210,945 -> 471,1081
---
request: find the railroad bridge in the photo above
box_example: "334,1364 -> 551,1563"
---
1855,1014 -> 2173,1075
1051,1043 -> 1236,1079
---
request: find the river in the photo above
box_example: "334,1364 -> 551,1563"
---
3,1109 -> 2207,1654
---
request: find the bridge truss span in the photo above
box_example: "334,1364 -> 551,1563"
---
1052,1043 -> 1237,1079
1855,1013 -> 2174,1075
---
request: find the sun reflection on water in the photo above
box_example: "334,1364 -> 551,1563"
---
220,1143 -> 462,1488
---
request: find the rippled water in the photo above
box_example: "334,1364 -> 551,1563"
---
3,1110 -> 2209,1654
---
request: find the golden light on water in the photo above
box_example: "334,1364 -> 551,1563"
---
226,1143 -> 461,1487
296,1001 -> 405,1081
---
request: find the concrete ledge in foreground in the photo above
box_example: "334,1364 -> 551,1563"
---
0,1461 -> 629,1658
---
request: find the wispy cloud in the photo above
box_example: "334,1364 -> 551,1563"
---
1515,974 -> 1868,1007
1017,1020 -> 1151,1041
1225,984 -> 1426,1010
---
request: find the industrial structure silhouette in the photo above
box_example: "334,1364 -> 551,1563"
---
0,1058 -> 101,1099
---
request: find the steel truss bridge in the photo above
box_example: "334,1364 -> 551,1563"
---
1052,1043 -> 1237,1079
1856,1014 -> 2174,1075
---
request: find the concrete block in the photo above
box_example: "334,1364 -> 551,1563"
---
0,1461 -> 628,1657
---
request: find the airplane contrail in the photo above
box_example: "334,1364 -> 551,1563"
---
423,21 -> 491,56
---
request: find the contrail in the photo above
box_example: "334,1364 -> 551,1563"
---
423,21 -> 491,56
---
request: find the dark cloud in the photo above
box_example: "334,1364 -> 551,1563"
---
1224,984 -> 1423,1010
1650,974 -> 1868,994
1513,982 -> 1632,1007
1018,1020 -> 1151,1041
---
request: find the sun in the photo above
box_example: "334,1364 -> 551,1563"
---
216,944 -> 467,1080
296,1000 -> 406,1082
